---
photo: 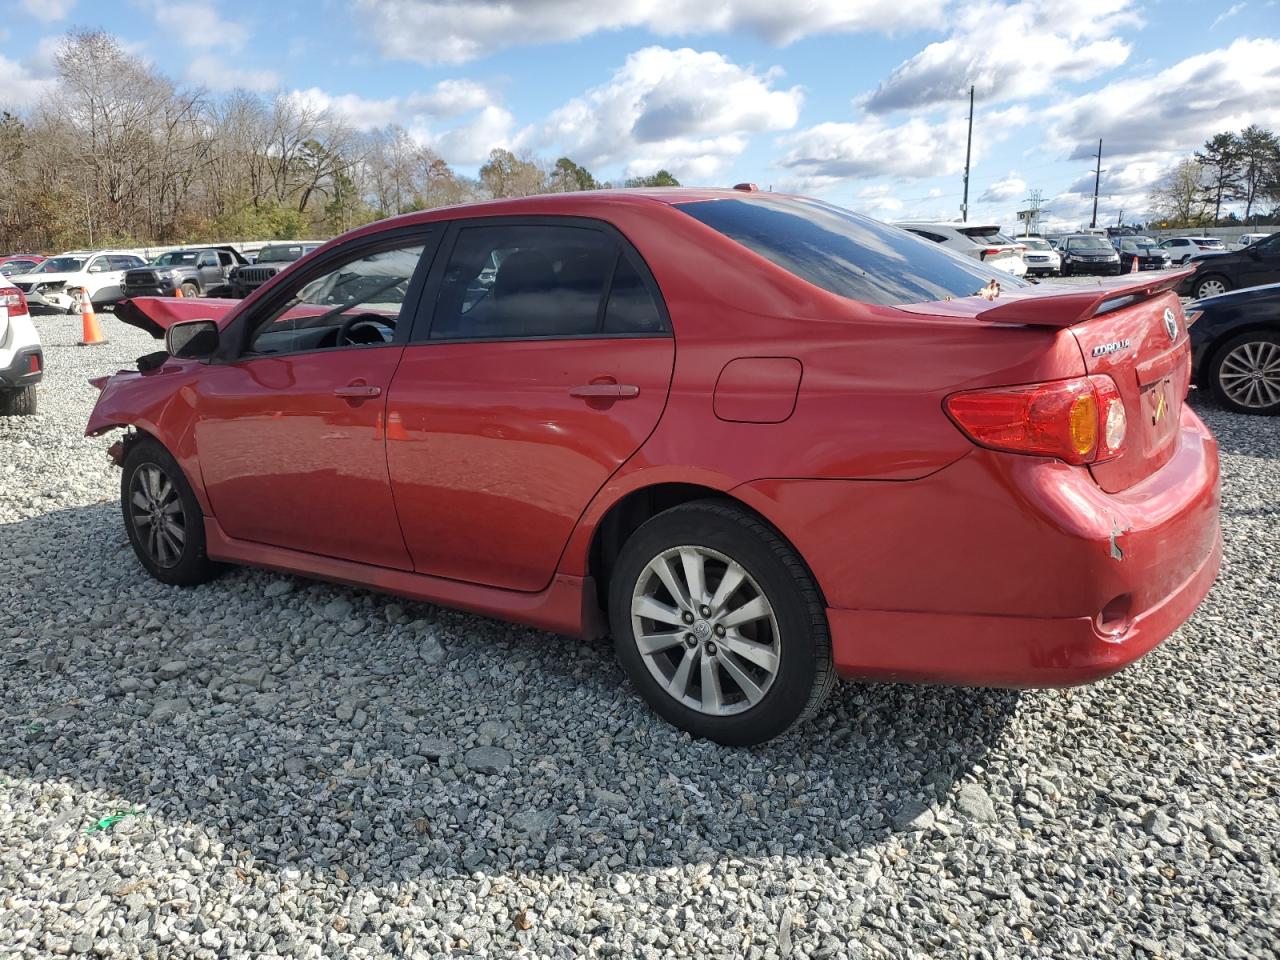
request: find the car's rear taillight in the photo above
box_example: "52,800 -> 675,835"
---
1,287 -> 29,317
979,248 -> 1003,259
945,375 -> 1126,465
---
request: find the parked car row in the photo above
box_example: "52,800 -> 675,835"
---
0,275 -> 42,415
1177,231 -> 1280,300
0,241 -> 324,312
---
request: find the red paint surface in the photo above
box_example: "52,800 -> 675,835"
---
713,357 -> 802,423
87,189 -> 1222,688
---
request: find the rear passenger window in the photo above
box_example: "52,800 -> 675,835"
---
428,224 -> 665,340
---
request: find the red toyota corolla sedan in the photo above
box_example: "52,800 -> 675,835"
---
88,189 -> 1221,745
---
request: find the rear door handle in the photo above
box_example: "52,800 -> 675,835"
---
569,383 -> 640,399
334,382 -> 381,399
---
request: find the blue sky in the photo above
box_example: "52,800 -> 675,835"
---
1,0 -> 1277,230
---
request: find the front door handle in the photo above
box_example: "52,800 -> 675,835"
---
569,383 -> 640,400
334,381 -> 381,399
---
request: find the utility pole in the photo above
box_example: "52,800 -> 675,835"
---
1020,189 -> 1044,236
1090,138 -> 1103,229
961,85 -> 975,223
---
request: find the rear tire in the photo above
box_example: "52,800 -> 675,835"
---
608,500 -> 834,746
1209,332 -> 1280,415
0,385 -> 37,416
121,438 -> 225,585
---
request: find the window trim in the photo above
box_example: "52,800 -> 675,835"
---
213,226 -> 442,364
407,215 -> 672,345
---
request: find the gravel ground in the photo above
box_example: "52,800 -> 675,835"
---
1,306 -> 1277,959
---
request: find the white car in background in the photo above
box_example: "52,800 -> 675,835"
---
1232,232 -> 1274,251
1017,236 -> 1061,277
894,221 -> 1029,277
9,250 -> 147,313
0,276 -> 42,415
1159,236 -> 1226,265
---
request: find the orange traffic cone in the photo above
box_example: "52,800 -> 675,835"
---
173,285 -> 184,298
1131,256 -> 1139,273
78,287 -> 106,346
385,411 -> 409,441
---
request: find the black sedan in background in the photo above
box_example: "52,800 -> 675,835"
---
1180,231 -> 1280,300
1114,237 -> 1172,272
1188,282 -> 1280,414
1057,234 -> 1122,275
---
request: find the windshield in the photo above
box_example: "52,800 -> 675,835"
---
1071,236 -> 1113,250
1120,239 -> 1159,253
1195,239 -> 1225,248
0,260 -> 39,275
257,245 -> 308,263
150,251 -> 200,266
36,256 -> 87,273
677,196 -> 1026,306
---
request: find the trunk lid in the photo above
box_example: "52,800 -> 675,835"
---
897,269 -> 1194,492
1068,288 -> 1190,492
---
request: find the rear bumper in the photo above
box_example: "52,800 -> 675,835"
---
739,405 -> 1221,688
0,346 -> 43,388
826,530 -> 1219,686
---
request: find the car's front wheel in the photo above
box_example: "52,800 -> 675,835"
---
1209,332 -> 1280,415
121,438 -> 224,585
1194,274 -> 1230,299
608,500 -> 834,745
180,281 -> 199,298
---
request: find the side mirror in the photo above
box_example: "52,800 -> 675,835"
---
87,263 -> 104,273
165,319 -> 219,359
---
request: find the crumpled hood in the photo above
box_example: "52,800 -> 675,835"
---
115,296 -> 239,339
10,271 -> 82,286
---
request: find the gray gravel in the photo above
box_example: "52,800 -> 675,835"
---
1,310 -> 1277,958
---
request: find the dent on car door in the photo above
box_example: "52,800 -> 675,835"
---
190,233 -> 436,568
386,219 -> 676,593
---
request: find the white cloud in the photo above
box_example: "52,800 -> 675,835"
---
354,0 -> 946,65
1047,37 -> 1280,162
0,54 -> 56,109
1211,2 -> 1245,27
978,173 -> 1027,203
286,81 -> 515,166
153,1 -> 248,51
186,55 -> 279,92
863,0 -> 1139,113
19,0 -> 74,21
779,106 -> 1030,184
541,46 -> 801,180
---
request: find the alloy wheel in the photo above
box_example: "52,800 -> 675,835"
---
630,545 -> 781,716
1219,340 -> 1280,410
129,463 -> 187,568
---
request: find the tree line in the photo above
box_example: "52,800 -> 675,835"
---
1148,126 -> 1280,229
0,31 -> 680,254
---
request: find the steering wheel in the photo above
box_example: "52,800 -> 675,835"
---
335,312 -> 395,346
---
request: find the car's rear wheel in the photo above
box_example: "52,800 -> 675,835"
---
1209,332 -> 1280,415
180,281 -> 199,298
608,500 -> 834,746
121,438 -> 224,585
1194,275 -> 1230,300
0,385 -> 37,416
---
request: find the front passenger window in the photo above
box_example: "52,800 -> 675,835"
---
247,241 -> 426,356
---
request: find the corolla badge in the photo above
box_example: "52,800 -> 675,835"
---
1163,308 -> 1179,341
1092,339 -> 1130,358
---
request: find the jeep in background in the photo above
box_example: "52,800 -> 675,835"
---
227,243 -> 320,298
123,246 -> 247,299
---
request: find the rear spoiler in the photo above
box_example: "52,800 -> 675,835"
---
897,268 -> 1193,329
115,296 -> 238,339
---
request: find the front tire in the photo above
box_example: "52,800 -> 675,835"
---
179,281 -> 199,298
608,500 -> 834,746
1194,274 -> 1230,300
1209,332 -> 1280,415
0,385 -> 37,416
121,438 -> 224,585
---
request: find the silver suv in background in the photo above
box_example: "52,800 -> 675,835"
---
894,222 -> 1028,277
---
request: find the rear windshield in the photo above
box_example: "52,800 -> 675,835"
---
677,197 -> 1024,306
257,245 -> 308,262
959,225 -> 1003,240
1195,239 -> 1224,248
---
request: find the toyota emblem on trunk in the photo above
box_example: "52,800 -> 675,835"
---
1162,308 -> 1178,341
